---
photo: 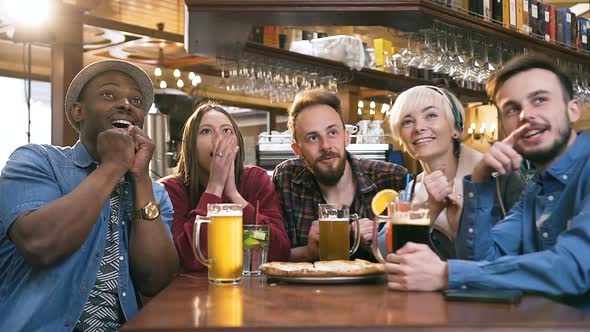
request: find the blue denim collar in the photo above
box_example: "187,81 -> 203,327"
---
72,141 -> 98,169
542,131 -> 590,185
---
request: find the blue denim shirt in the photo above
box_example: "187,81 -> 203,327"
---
451,131 -> 590,311
0,142 -> 174,331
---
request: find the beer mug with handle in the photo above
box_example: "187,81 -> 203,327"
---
371,200 -> 430,263
194,203 -> 243,284
318,203 -> 361,261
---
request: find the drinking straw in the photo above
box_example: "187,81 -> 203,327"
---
255,200 -> 260,225
404,173 -> 412,201
409,174 -> 417,203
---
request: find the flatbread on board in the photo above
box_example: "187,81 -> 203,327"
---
260,259 -> 384,278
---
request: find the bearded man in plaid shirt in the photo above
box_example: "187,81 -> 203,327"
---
273,88 -> 407,262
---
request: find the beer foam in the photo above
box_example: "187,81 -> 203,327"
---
319,218 -> 349,222
391,208 -> 430,226
209,210 -> 242,217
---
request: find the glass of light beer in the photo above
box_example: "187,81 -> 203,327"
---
194,204 -> 243,284
371,200 -> 431,263
318,204 -> 361,261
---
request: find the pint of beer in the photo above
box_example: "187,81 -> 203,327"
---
194,204 -> 243,284
388,201 -> 430,252
318,204 -> 360,261
371,200 -> 430,263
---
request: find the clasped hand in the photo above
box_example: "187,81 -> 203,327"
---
205,129 -> 241,200
423,170 -> 462,234
97,125 -> 154,177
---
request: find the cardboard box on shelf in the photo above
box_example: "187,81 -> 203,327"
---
373,38 -> 393,70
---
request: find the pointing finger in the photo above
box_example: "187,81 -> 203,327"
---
504,123 -> 530,146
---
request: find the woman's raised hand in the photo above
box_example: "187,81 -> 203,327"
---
205,129 -> 236,197
423,170 -> 462,229
423,170 -> 453,204
223,143 -> 246,205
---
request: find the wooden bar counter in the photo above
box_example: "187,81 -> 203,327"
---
121,273 -> 590,331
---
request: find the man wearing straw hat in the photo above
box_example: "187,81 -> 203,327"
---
0,60 -> 179,331
384,54 -> 590,311
273,88 -> 407,262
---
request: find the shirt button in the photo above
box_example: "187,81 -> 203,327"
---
542,232 -> 549,238
124,190 -> 128,195
461,285 -> 467,289
468,228 -> 474,233
64,321 -> 71,327
122,221 -> 126,226
81,286 -> 87,292
468,192 -> 474,198
119,256 -> 124,261
122,292 -> 127,297
547,195 -> 554,201
562,175 -> 568,181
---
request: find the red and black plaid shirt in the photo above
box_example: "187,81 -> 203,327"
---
272,152 -> 407,248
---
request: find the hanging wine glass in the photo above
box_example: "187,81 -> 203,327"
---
461,37 -> 481,90
433,29 -> 452,81
449,31 -> 466,86
477,41 -> 495,89
399,33 -> 415,77
418,31 -> 435,81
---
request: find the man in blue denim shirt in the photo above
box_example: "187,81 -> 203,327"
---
0,60 -> 179,331
383,54 -> 590,311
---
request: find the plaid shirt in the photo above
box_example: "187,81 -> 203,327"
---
273,152 -> 407,248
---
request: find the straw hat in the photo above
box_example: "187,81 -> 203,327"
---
65,59 -> 155,132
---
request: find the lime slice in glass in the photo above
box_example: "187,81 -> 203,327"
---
244,238 -> 260,248
252,230 -> 268,241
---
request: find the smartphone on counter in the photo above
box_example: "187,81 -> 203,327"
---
443,289 -> 523,304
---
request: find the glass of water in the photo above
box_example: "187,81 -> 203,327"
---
242,224 -> 270,276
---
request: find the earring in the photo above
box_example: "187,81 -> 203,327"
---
452,133 -> 459,139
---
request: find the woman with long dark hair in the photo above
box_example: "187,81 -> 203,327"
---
160,102 -> 290,271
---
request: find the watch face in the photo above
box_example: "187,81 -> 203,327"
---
145,202 -> 160,219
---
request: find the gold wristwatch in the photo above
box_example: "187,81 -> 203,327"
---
134,201 -> 160,220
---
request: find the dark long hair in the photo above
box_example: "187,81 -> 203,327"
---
175,101 -> 245,207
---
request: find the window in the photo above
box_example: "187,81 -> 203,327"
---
0,77 -> 51,169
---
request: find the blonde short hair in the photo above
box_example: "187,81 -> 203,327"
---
389,85 -> 464,144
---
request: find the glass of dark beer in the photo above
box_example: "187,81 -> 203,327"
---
388,201 -> 430,252
371,200 -> 430,263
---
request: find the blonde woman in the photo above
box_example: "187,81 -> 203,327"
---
386,85 -> 525,258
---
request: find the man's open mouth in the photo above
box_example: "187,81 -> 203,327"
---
522,128 -> 545,139
112,120 -> 132,129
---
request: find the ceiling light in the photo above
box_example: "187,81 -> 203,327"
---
192,75 -> 202,86
1,0 -> 50,26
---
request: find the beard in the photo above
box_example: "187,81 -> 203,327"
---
302,150 -> 347,186
516,116 -> 572,165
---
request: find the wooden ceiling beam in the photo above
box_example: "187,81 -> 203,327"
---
83,15 -> 184,43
